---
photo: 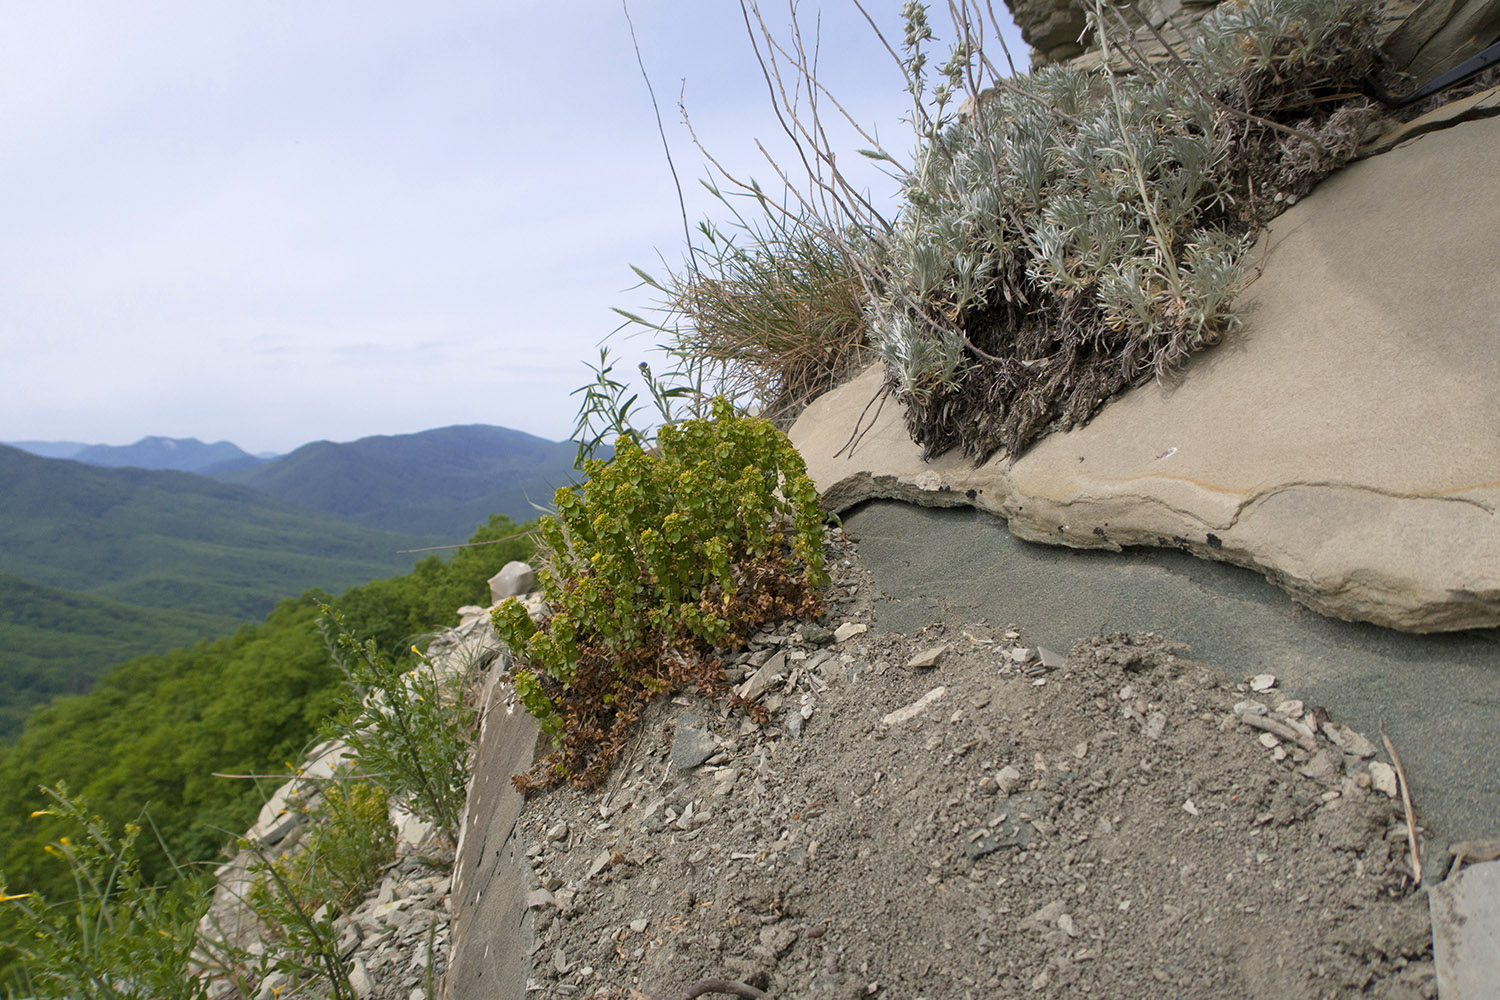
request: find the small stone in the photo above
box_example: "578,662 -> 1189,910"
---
798,623 -> 836,645
881,686 -> 946,726
1037,646 -> 1066,671
1020,899 -> 1067,932
1010,647 -> 1034,664
489,561 -> 536,602
1258,732 -> 1281,749
1182,800 -> 1199,816
1118,685 -> 1135,701
671,713 -> 717,771
1250,674 -> 1276,692
552,947 -> 570,975
1368,760 -> 1399,797
1057,913 -> 1080,937
1274,699 -> 1305,719
784,710 -> 804,738
907,644 -> 949,669
587,850 -> 613,879
1072,742 -> 1088,759
629,918 -> 649,934
1233,700 -> 1268,717
546,821 -> 568,842
995,765 -> 1024,795
348,959 -> 374,999
738,654 -> 787,703
525,889 -> 556,910
834,622 -> 868,642
759,925 -> 798,956
1144,712 -> 1167,741
1323,723 -> 1377,759
1299,749 -> 1341,785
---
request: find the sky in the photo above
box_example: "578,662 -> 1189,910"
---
1,2 -> 1025,454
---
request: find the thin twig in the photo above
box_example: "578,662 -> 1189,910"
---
622,0 -> 695,264
397,527 -> 540,554
833,380 -> 890,460
1380,730 -> 1422,884
983,0 -> 1020,78
1236,713 -> 1317,752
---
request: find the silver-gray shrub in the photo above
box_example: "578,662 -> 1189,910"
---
853,0 -> 1377,459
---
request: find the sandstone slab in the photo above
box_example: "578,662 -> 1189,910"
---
1430,860 -> 1500,998
790,116 -> 1500,633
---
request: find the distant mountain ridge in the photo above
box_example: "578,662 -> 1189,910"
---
4,440 -> 89,460
76,436 -> 264,472
7,436 -> 270,473
215,424 -> 583,539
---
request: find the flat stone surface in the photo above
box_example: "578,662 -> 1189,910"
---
1430,860 -> 1500,998
447,663 -> 538,1000
790,116 -> 1500,633
669,712 -> 716,771
841,499 -> 1500,846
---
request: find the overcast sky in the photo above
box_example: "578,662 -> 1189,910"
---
1,2 -> 1024,454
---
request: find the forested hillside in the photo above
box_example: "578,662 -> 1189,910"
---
216,424 -> 581,538
0,444 -> 435,737
0,513 -> 534,905
0,574 -> 231,737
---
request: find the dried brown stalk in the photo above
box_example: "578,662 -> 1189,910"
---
1380,730 -> 1422,884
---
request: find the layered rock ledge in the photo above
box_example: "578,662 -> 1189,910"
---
790,115 -> 1500,634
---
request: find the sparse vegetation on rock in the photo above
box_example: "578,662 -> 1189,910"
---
493,399 -> 826,790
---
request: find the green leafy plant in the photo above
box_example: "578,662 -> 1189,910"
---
242,777 -> 394,1000
569,345 -> 701,467
493,398 -> 826,789
252,778 -> 394,918
242,851 -> 353,1000
0,786 -> 212,1000
317,610 -> 473,845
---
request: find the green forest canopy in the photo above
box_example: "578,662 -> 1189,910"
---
0,513 -> 535,903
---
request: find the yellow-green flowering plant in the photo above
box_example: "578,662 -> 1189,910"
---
493,398 -> 826,789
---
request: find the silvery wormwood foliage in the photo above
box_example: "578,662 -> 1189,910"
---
870,57 -> 1252,403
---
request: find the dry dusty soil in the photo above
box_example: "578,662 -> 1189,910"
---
507,531 -> 1437,1000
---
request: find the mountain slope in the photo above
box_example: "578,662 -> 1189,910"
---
73,435 -> 264,472
218,424 -> 582,538
0,445 -> 431,618
0,573 -> 238,737
4,440 -> 88,460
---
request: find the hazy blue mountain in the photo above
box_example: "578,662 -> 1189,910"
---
5,440 -> 89,460
217,424 -> 583,539
72,435 -> 262,472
